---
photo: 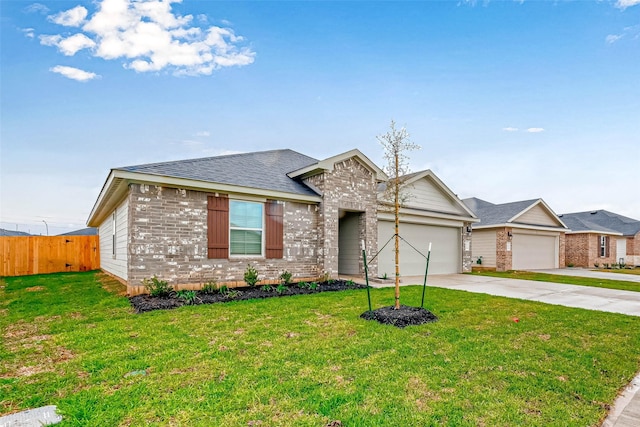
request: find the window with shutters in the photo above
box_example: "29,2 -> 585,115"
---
208,195 -> 283,259
230,201 -> 264,256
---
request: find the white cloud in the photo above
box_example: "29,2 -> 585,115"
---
606,34 -> 623,44
502,127 -> 519,132
24,3 -> 49,14
50,65 -> 100,82
195,131 -> 210,137
39,0 -> 255,76
526,127 -> 545,133
48,6 -> 88,27
22,28 -> 35,38
616,0 -> 640,9
41,33 -> 96,56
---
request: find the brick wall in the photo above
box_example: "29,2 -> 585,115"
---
565,233 -> 617,267
462,222 -> 473,272
496,227 -> 513,271
627,233 -> 640,266
127,184 -> 321,293
303,157 -> 379,278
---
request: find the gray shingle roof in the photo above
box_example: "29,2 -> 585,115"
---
559,210 -> 640,236
0,228 -> 31,236
117,149 -> 320,197
462,198 -> 556,227
59,227 -> 98,236
461,197 -> 495,213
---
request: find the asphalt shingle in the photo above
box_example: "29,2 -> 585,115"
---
462,198 -> 540,226
117,149 -> 320,197
559,210 -> 640,236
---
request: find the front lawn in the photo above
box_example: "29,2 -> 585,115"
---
2,272 -> 640,426
471,270 -> 640,293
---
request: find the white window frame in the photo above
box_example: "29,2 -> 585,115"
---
112,211 -> 116,258
229,200 -> 264,257
599,235 -> 607,258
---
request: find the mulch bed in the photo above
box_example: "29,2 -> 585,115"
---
360,305 -> 438,328
130,280 -> 366,313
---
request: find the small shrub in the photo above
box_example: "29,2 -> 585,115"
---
219,286 -> 241,300
604,263 -> 610,269
308,282 -> 319,291
297,282 -> 309,289
201,280 -> 218,295
380,272 -> 388,280
321,271 -> 331,282
567,263 -> 574,268
612,263 -> 619,269
620,261 -> 626,268
244,264 -> 259,287
226,289 -> 242,300
594,263 -> 600,268
279,270 -> 292,285
346,279 -> 356,287
176,290 -> 199,305
261,285 -> 274,292
275,284 -> 288,295
142,276 -> 173,297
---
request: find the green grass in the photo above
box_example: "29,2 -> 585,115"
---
2,272 -> 640,426
471,270 -> 640,292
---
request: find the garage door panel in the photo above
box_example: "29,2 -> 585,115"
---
512,233 -> 557,270
378,221 -> 460,276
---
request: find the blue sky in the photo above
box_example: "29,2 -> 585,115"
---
1,0 -> 639,235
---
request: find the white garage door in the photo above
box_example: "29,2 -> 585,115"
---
377,221 -> 460,276
512,233 -> 557,270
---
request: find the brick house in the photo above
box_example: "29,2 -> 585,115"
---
88,149 -> 477,295
559,210 -> 640,268
462,198 -> 568,271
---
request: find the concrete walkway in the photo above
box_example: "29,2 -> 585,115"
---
531,268 -> 640,283
369,273 -> 640,317
362,273 -> 640,426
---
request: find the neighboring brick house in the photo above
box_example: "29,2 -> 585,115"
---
559,210 -> 640,268
462,198 -> 568,272
88,149 -> 477,295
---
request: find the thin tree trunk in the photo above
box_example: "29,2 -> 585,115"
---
394,150 -> 400,309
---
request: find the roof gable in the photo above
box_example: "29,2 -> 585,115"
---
511,200 -> 565,228
465,198 -> 567,230
401,171 -> 475,218
288,149 -> 387,181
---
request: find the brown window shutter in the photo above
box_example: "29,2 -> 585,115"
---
265,200 -> 284,259
207,195 -> 229,259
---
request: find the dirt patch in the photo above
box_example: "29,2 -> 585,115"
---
97,272 -> 127,296
129,280 -> 366,313
25,286 -> 45,292
360,305 -> 438,328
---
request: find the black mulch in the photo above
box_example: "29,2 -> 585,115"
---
360,305 -> 438,328
129,280 -> 366,313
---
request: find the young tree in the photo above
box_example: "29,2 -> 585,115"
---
378,120 -> 420,309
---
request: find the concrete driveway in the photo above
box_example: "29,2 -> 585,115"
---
372,273 -> 640,317
530,268 -> 640,283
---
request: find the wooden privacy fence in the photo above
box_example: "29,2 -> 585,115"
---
0,236 -> 100,277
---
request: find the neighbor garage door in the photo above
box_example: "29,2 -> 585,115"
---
378,221 -> 460,276
512,233 -> 557,270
